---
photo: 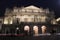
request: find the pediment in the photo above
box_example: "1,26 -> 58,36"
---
23,5 -> 40,10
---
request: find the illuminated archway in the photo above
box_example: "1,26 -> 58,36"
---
33,26 -> 38,35
24,25 -> 30,32
41,25 -> 47,34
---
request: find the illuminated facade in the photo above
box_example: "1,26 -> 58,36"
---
2,5 -> 58,35
4,5 -> 55,24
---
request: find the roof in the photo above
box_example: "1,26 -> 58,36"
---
22,5 -> 41,10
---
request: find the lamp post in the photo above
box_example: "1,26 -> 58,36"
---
15,27 -> 20,34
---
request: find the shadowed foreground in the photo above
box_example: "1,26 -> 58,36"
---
0,34 -> 60,40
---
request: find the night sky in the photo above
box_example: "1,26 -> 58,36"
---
0,0 -> 60,18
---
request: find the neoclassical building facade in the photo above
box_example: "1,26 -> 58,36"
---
4,5 -> 55,24
1,5 -> 58,35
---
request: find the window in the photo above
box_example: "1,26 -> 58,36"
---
4,19 -> 8,24
4,18 -> 8,24
14,9 -> 18,13
40,16 -> 47,22
24,18 -> 28,22
33,10 -> 38,12
21,9 -> 25,12
26,9 -> 32,12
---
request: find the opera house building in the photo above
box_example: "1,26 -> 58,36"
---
4,5 -> 55,24
0,5 -> 60,35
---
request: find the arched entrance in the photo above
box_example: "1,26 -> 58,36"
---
33,26 -> 38,35
24,25 -> 30,35
41,25 -> 47,34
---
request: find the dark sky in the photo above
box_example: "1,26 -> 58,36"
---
0,0 -> 60,18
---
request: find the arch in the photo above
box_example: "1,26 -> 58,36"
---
33,26 -> 38,35
24,25 -> 30,32
41,25 -> 47,34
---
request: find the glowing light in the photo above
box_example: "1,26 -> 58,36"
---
4,18 -> 8,24
4,20 -> 8,24
33,26 -> 38,30
33,26 -> 38,35
24,25 -> 30,31
16,27 -> 19,30
41,25 -> 46,29
40,16 -> 47,22
4,18 -> 13,24
41,25 -> 47,34
56,18 -> 60,22
24,5 -> 40,9
10,20 -> 13,24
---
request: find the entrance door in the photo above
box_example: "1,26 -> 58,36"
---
33,26 -> 38,35
24,25 -> 30,35
41,25 -> 47,34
